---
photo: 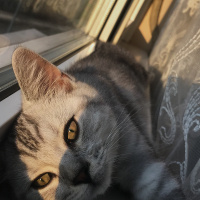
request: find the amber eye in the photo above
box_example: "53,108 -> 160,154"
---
64,118 -> 79,144
32,173 -> 52,189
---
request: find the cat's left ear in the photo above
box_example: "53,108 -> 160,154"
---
12,47 -> 73,102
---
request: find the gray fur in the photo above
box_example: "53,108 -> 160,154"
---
1,43 -> 185,200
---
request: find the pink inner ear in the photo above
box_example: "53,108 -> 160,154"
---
12,47 -> 73,100
40,58 -> 72,90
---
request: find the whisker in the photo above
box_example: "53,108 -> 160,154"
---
105,105 -> 147,151
106,108 -> 142,149
106,104 -> 128,141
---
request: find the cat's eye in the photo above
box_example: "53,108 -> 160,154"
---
64,118 -> 79,144
32,173 -> 52,189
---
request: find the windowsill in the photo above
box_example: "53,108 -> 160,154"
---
0,29 -> 84,69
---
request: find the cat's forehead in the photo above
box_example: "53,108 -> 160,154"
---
21,81 -> 99,116
23,95 -> 87,120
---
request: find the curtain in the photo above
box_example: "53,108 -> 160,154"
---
149,0 -> 200,199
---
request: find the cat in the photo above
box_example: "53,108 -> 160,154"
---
0,42 -> 185,200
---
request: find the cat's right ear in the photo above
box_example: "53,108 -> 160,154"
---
12,47 -> 73,102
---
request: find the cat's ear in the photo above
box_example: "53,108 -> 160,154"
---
12,47 -> 72,101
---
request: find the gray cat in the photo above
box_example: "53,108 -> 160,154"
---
1,43 -> 185,200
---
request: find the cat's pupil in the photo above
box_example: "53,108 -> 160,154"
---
39,178 -> 43,182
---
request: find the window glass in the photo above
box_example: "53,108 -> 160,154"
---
0,0 -> 99,35
0,0 -> 114,100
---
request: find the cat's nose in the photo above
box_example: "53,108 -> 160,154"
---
73,165 -> 92,185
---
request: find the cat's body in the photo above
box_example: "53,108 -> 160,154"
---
1,43 -> 185,200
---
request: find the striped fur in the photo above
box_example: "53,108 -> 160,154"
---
2,43 -> 185,200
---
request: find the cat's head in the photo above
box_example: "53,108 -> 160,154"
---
3,47 -> 118,200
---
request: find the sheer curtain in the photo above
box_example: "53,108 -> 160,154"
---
149,0 -> 200,199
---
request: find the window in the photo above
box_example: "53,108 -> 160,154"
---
0,0 -> 118,100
